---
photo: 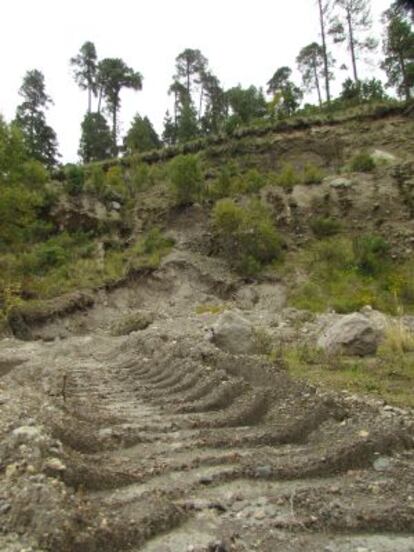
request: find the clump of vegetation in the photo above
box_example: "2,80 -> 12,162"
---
169,154 -> 203,205
310,217 -> 342,238
195,303 -> 228,315
350,152 -> 376,173
241,169 -> 267,193
254,327 -> 273,354
303,163 -> 325,185
379,321 -> 414,355
353,234 -> 390,276
282,342 -> 414,408
111,311 -> 154,336
63,164 -> 85,196
128,228 -> 174,270
287,235 -> 412,315
212,198 -> 282,276
273,164 -> 301,189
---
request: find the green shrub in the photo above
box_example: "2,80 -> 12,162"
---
64,164 -> 85,195
208,166 -> 233,200
22,160 -> 49,188
243,169 -> 267,193
85,165 -> 107,198
128,162 -> 152,195
212,198 -> 282,275
303,163 -> 325,185
169,154 -> 203,205
128,228 -> 175,269
313,237 -> 354,269
350,152 -> 375,172
353,234 -> 390,276
310,216 -> 342,238
274,164 -> 300,189
105,166 -> 127,196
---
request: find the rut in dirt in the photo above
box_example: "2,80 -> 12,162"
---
41,325 -> 414,552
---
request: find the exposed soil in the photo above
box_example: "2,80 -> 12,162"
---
1,247 -> 414,552
1,114 -> 414,551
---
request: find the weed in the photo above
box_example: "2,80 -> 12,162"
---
350,152 -> 375,172
310,217 -> 342,238
303,163 -> 325,185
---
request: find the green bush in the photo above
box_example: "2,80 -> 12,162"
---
21,160 -> 49,188
303,163 -> 325,185
169,154 -> 203,205
212,199 -> 282,275
242,169 -> 267,193
353,234 -> 390,276
313,237 -> 354,269
274,164 -> 300,189
85,165 -> 107,198
310,216 -> 342,238
105,166 -> 127,196
63,164 -> 85,195
350,152 -> 375,173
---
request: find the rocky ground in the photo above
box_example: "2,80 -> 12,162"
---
1,241 -> 414,552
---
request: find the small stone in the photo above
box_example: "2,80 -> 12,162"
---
255,465 -> 272,478
0,501 -> 11,514
199,476 -> 213,485
359,430 -> 369,438
43,457 -> 67,474
373,456 -> 392,471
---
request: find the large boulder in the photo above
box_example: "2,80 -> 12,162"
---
317,312 -> 382,356
211,311 -> 257,354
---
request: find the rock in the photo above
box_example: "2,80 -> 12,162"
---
373,456 -> 392,471
111,201 -> 121,211
111,311 -> 154,336
329,177 -> 353,189
255,465 -> 272,478
11,426 -> 44,445
317,313 -> 382,356
43,457 -> 67,474
211,311 -> 257,354
0,501 -> 11,515
371,149 -> 397,164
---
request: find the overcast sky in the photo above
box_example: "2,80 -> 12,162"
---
0,0 -> 391,162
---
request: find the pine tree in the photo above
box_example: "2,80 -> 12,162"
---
70,41 -> 98,113
97,58 -> 143,155
162,111 -> 177,146
381,9 -> 414,100
123,114 -> 160,154
14,69 -> 59,168
297,43 -> 334,105
78,112 -> 113,163
330,0 -> 377,82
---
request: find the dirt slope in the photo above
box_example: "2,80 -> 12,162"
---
1,249 -> 413,552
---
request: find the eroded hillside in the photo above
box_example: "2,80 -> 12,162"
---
1,108 -> 414,551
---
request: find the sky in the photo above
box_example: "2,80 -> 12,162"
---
0,0 -> 392,163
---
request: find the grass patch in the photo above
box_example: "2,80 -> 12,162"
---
281,343 -> 414,408
285,236 -> 414,315
195,303 -> 229,315
350,152 -> 376,173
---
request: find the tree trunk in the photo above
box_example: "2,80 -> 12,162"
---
347,8 -> 359,82
97,88 -> 103,114
88,87 -> 92,113
399,52 -> 411,101
318,0 -> 331,104
199,86 -> 204,121
313,59 -> 323,107
112,105 -> 117,157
